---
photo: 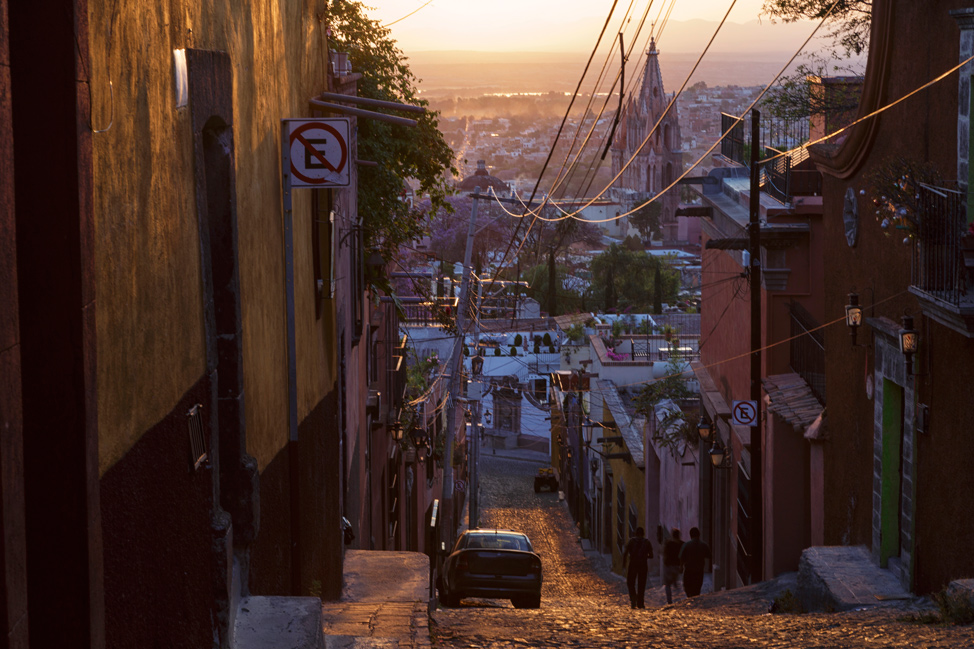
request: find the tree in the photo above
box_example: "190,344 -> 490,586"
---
629,201 -> 662,242
328,1 -> 456,282
760,0 -> 871,121
633,345 -> 698,457
588,245 -> 680,312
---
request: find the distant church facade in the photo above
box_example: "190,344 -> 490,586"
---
610,38 -> 683,243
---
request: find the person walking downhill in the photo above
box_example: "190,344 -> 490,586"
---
622,526 -> 653,609
679,526 -> 711,598
662,528 -> 682,604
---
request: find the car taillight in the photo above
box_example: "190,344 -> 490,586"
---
530,557 -> 541,573
457,556 -> 470,571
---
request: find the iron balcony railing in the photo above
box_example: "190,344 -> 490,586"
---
788,301 -> 825,405
399,296 -> 460,326
720,113 -> 819,204
912,181 -> 967,305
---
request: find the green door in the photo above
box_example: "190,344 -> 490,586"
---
880,379 -> 904,568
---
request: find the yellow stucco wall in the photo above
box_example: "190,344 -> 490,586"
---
90,0 -> 334,475
608,456 -> 646,573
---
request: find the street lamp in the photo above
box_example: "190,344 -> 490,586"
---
411,427 -> 428,462
845,292 -> 863,346
709,438 -> 732,469
697,418 -> 713,442
898,314 -> 918,376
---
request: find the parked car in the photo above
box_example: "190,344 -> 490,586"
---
438,529 -> 542,609
533,467 -> 558,493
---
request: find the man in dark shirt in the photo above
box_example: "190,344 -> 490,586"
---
622,527 -> 653,608
679,526 -> 711,597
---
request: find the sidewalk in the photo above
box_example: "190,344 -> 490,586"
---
320,550 -> 433,649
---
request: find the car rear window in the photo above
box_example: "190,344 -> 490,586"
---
465,534 -> 530,551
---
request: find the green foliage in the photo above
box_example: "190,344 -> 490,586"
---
510,346 -> 517,356
629,201 -> 662,241
611,319 -> 624,338
514,334 -> 523,346
327,1 -> 456,279
309,580 -> 323,599
522,263 -> 584,316
634,344 -> 698,457
405,351 -> 439,397
761,0 -> 871,57
770,589 -> 804,614
566,323 -> 585,343
494,347 -> 501,357
760,0 -> 871,121
588,244 -> 680,312
623,235 -> 644,251
542,333 -> 552,346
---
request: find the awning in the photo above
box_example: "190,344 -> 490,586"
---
762,373 -> 823,432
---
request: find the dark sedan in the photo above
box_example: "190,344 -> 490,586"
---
438,529 -> 543,609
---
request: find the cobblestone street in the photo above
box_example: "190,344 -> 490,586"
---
431,453 -> 974,648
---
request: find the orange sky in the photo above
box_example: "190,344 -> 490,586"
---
367,0 -> 813,53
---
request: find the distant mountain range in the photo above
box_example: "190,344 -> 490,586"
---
402,19 -> 862,97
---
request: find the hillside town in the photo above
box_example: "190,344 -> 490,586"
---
4,1 -> 974,648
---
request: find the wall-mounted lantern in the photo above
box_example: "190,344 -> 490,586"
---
845,292 -> 863,346
898,314 -> 918,376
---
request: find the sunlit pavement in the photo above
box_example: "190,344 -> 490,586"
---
431,453 -> 974,648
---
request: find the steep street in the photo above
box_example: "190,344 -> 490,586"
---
431,453 -> 974,648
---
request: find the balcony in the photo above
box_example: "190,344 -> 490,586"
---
909,182 -> 974,337
398,296 -> 460,326
719,113 -> 821,206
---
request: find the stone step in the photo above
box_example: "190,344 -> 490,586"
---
234,596 -> 325,649
798,546 -> 912,612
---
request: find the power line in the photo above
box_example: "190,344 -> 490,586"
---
382,0 -> 436,28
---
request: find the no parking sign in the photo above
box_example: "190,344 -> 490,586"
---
283,118 -> 350,187
731,400 -> 758,427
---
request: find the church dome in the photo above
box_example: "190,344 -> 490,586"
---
458,160 -> 509,194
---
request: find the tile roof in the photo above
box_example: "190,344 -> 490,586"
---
762,373 -> 824,431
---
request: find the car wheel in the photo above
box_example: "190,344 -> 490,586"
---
440,586 -> 459,608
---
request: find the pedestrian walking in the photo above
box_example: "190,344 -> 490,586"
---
679,526 -> 711,598
662,527 -> 682,604
622,526 -> 653,608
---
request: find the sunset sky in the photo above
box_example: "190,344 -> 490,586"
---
366,0 -> 809,53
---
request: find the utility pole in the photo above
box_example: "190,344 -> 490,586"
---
442,188 -> 479,559
748,109 -> 763,584
468,275 -> 485,530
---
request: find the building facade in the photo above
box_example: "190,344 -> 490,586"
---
812,0 -> 974,595
0,1 -> 403,646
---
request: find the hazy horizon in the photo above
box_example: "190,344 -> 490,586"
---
371,1 -> 811,53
